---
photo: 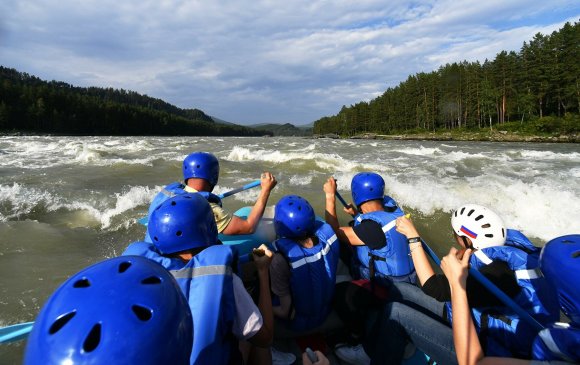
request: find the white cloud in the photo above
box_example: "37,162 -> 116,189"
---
0,0 -> 578,125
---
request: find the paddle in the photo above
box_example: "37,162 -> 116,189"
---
332,178 -> 356,218
0,321 -> 34,344
138,180 -> 262,226
419,239 -> 545,333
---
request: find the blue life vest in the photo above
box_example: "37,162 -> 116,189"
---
272,221 -> 340,332
144,182 -> 222,242
352,199 -> 415,281
123,242 -> 236,365
445,229 -> 560,357
532,323 -> 580,363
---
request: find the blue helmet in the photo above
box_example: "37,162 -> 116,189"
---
182,152 -> 220,187
148,193 -> 218,254
24,256 -> 193,365
351,172 -> 385,207
540,234 -> 580,325
274,195 -> 315,239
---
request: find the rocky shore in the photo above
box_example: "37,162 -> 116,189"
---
313,131 -> 578,143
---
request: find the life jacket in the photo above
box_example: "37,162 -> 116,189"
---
122,242 -> 237,365
272,221 -> 340,332
144,182 -> 222,242
445,229 -> 560,357
352,198 -> 415,281
532,323 -> 580,363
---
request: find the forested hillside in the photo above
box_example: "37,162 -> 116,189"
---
0,67 -> 269,136
314,21 -> 580,136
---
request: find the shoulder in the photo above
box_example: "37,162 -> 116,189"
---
353,219 -> 386,249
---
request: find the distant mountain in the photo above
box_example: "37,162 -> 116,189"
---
248,123 -> 312,136
0,66 -> 269,137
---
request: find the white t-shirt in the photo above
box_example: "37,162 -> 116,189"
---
231,273 -> 263,340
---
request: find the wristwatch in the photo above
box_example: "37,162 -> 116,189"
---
407,237 -> 421,244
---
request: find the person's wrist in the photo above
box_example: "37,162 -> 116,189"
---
407,237 -> 421,244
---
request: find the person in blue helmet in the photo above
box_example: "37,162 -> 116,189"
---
145,151 -> 277,239
442,234 -> 580,364
24,256 -> 193,365
269,195 -> 340,333
124,193 -> 275,365
323,173 -> 416,287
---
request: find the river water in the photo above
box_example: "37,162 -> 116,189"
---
1,136 -> 579,363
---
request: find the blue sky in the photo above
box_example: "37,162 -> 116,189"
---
1,1 -> 578,126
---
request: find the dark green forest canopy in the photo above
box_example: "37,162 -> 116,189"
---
314,21 -> 580,136
0,67 -> 270,136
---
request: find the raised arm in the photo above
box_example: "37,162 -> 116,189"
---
395,216 -> 436,285
441,248 -> 483,365
323,177 -> 364,246
222,172 -> 277,235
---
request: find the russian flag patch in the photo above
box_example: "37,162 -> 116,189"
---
460,226 -> 478,239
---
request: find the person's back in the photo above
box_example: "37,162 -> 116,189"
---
270,195 -> 340,332
125,193 -> 274,365
323,173 -> 415,287
445,205 -> 560,357
183,151 -> 277,236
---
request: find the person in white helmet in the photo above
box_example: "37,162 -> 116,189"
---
336,204 -> 559,365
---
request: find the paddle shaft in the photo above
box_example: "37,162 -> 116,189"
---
420,239 -> 545,333
0,322 -> 34,344
218,180 -> 261,199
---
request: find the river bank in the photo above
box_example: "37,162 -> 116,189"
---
314,131 -> 579,143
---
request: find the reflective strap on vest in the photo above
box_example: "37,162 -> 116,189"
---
474,250 -> 493,265
515,268 -> 541,280
475,250 -> 542,280
382,219 -> 396,233
290,234 -> 338,269
355,216 -> 396,233
161,187 -> 179,198
538,328 -> 575,363
170,265 -> 232,279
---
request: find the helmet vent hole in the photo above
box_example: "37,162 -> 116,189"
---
485,234 -> 494,238
171,201 -> 177,206
298,206 -> 302,211
454,211 -> 457,217
118,261 -> 132,273
49,311 -> 76,335
141,276 -> 162,285
83,324 -> 101,353
176,230 -> 183,237
571,251 -> 580,259
289,202 -> 293,206
467,209 -> 474,217
153,236 -> 158,241
481,223 -> 491,228
73,278 -> 91,288
502,228 -> 505,237
475,215 -> 483,221
132,305 -> 153,321
196,164 -> 200,168
460,207 -> 465,214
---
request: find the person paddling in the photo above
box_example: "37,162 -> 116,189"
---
323,173 -> 416,288
269,195 -> 340,332
144,151 -> 277,241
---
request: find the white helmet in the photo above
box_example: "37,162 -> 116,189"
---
451,204 -> 506,250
